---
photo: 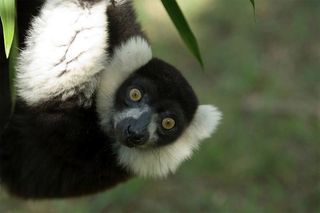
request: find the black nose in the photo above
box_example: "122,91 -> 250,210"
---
126,126 -> 148,146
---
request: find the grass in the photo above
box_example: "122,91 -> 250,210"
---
0,0 -> 319,212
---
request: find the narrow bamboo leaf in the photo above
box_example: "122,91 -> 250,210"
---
161,0 -> 204,68
9,31 -> 17,109
0,0 -> 16,58
250,0 -> 256,16
250,0 -> 255,9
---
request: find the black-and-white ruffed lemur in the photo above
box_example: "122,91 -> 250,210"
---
0,0 -> 222,199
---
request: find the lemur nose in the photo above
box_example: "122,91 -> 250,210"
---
127,126 -> 147,146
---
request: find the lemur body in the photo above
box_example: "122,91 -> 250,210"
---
0,0 -> 221,199
1,0 -> 137,199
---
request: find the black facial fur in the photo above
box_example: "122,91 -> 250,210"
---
136,58 -> 199,123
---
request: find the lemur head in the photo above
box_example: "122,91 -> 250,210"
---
112,58 -> 199,149
97,37 -> 221,178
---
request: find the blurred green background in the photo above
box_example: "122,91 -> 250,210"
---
1,0 -> 319,212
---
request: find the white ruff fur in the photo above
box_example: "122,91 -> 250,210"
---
96,37 -> 152,128
117,105 -> 222,178
16,0 -> 110,105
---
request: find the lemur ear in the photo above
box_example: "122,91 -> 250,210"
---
188,105 -> 222,141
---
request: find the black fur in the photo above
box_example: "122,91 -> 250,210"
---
0,0 -> 142,199
17,0 -> 46,49
107,1 -> 147,56
0,101 -> 129,198
0,22 -> 11,135
135,58 -> 198,123
0,0 -> 199,199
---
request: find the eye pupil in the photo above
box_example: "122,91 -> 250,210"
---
162,118 -> 176,130
129,88 -> 142,102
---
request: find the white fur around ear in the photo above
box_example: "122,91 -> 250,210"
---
185,105 -> 222,141
96,36 -> 152,128
117,105 -> 222,178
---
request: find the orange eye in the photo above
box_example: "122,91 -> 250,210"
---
162,118 -> 176,130
129,88 -> 142,102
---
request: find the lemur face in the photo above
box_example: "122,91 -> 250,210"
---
110,58 -> 198,149
97,38 -> 221,177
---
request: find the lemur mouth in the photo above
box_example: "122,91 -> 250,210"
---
121,131 -> 149,148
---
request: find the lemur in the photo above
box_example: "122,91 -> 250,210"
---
0,0 -> 221,199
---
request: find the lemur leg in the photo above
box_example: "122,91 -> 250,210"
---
107,0 -> 148,55
16,0 -> 111,106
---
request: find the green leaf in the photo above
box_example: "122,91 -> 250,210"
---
161,0 -> 204,68
0,0 -> 16,58
250,0 -> 255,9
9,31 -> 18,108
250,0 -> 256,15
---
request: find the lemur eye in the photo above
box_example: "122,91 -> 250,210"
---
162,118 -> 176,130
129,88 -> 142,102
